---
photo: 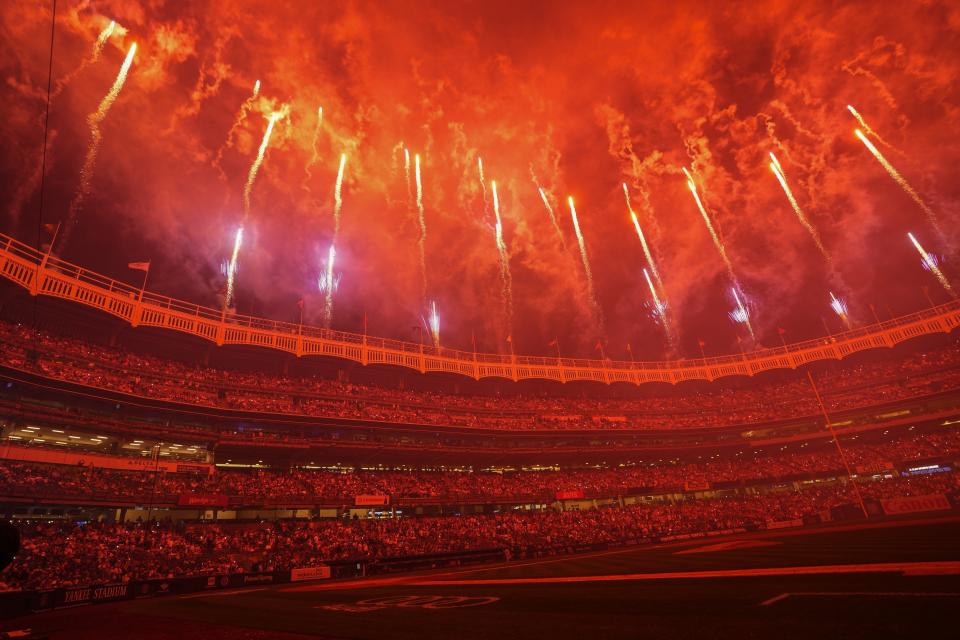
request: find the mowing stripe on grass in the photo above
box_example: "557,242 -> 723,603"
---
760,591 -> 960,606
410,561 -> 960,586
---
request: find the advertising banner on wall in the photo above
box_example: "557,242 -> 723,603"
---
177,493 -> 229,508
291,566 -> 332,582
879,493 -> 951,515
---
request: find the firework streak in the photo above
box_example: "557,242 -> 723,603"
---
304,106 -> 323,180
624,183 -> 664,291
213,80 -> 260,170
567,196 -> 602,326
333,154 -> 347,237
323,245 -> 337,327
683,168 -> 736,281
909,232 -> 955,297
855,129 -> 944,242
478,157 -> 488,210
644,268 -> 669,336
769,153 -> 830,262
60,42 -> 137,250
847,105 -> 891,149
317,248 -> 341,294
404,147 -> 413,209
242,111 -> 282,217
52,20 -> 122,99
317,154 -> 349,325
490,181 -> 514,333
225,227 -> 244,309
92,21 -> 117,61
829,291 -> 852,329
536,187 -> 566,248
227,108 -> 283,308
415,154 -> 428,305
731,286 -> 756,341
429,300 -> 440,347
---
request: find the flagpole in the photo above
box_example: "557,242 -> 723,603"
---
39,221 -> 61,271
138,263 -> 151,302
468,331 -> 477,378
698,340 -> 706,360
361,310 -> 367,350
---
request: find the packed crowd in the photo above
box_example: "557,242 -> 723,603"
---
1,427 -> 957,504
2,321 -> 960,431
4,470 -> 958,590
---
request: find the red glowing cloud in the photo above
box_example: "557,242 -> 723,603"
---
1,0 -> 958,358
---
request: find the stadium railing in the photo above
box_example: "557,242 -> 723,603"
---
2,231 -> 959,385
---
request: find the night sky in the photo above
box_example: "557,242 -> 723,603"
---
1,0 -> 958,360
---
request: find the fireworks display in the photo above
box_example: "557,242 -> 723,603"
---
243,110 -> 283,217
643,267 -> 668,332
536,187 -> 566,248
855,129 -> 944,242
59,42 -> 137,250
224,107 -> 285,308
490,180 -> 514,333
314,154 -> 350,326
403,147 -> 413,208
317,246 -> 342,295
768,152 -> 830,261
415,154 -> 428,304
323,244 -> 337,326
429,300 -> 440,347
333,153 -> 347,236
921,252 -> 944,273
224,226 -> 244,309
304,106 -> 323,180
214,80 -> 261,170
846,105 -> 890,149
683,168 -> 735,280
91,21 -> 117,62
567,196 -> 602,327
728,286 -> 756,341
9,3 -> 960,362
52,19 -> 126,99
477,157 -> 489,218
908,232 -> 955,297
624,183 -> 664,292
829,291 -> 851,329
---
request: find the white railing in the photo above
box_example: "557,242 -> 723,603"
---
2,232 -> 958,385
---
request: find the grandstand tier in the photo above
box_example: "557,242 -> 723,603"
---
0,281 -> 958,614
